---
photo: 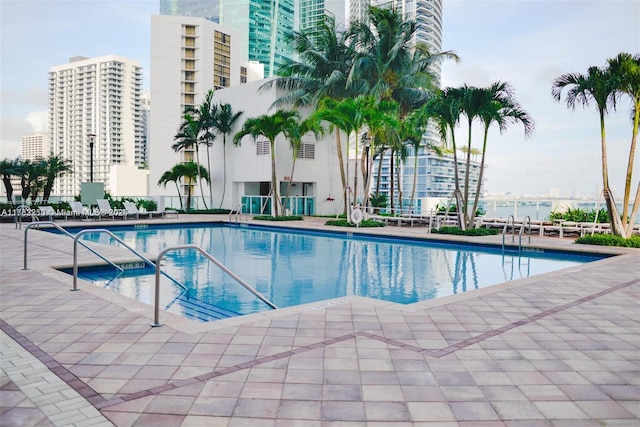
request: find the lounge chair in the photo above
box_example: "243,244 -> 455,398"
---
38,206 -> 68,221
123,201 -> 166,219
96,199 -> 126,220
70,201 -> 95,220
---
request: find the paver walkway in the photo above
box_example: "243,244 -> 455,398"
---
1,217 -> 639,426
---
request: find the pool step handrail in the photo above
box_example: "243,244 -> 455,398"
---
151,244 -> 277,327
23,221 -> 122,272
229,203 -> 247,223
72,229 -> 186,292
501,215 -> 517,253
519,215 -> 532,248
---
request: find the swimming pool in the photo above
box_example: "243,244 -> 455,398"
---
56,223 -> 605,322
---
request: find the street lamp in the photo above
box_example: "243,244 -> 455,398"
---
87,134 -> 96,182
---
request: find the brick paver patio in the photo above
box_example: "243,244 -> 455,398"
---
1,217 -> 638,426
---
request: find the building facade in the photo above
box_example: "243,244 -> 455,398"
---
48,55 -> 147,198
21,133 -> 50,161
149,14 -> 264,202
160,0 -> 295,78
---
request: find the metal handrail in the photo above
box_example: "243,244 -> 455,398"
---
519,215 -> 532,247
72,229 -> 186,291
151,244 -> 277,327
229,203 -> 247,223
502,215 -> 516,251
23,222 -> 121,272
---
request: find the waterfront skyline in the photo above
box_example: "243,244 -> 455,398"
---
0,0 -> 638,198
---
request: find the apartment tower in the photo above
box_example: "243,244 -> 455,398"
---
21,133 -> 50,161
148,15 -> 264,201
48,55 -> 146,198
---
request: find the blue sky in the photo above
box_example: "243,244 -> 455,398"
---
1,0 -> 638,197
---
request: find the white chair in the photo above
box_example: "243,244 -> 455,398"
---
96,199 -> 126,220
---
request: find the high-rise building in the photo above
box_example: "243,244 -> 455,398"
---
160,0 -> 295,78
48,55 -> 147,198
21,133 -> 50,161
300,0 -> 347,32
149,14 -> 264,200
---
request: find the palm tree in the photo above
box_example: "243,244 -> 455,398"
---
173,112 -> 209,210
552,65 -> 625,236
607,52 -> 640,233
195,90 -> 217,208
233,110 -> 301,217
400,108 -> 440,213
282,116 -> 324,213
158,166 -> 184,210
210,101 -> 244,208
468,82 -> 534,228
428,88 -> 465,194
42,155 -> 72,203
0,158 -> 18,202
172,161 -> 210,213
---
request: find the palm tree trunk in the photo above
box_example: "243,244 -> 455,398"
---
335,128 -> 348,216
624,181 -> 640,236
463,119 -> 473,226
353,133 -> 359,205
450,129 -> 461,193
395,152 -> 403,213
599,112 -> 625,236
195,145 -> 208,210
284,149 -> 299,214
219,137 -> 227,208
270,141 -> 280,217
375,150 -> 384,196
174,182 -> 183,209
410,150 -> 418,213
206,144 -> 213,209
389,149 -> 395,211
621,102 -> 639,225
470,128 -> 489,229
2,176 -> 13,202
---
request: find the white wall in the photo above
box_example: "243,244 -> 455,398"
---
108,165 -> 150,197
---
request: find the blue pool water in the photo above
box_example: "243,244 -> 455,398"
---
55,223 -> 605,322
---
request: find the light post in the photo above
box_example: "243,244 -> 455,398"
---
87,134 -> 96,182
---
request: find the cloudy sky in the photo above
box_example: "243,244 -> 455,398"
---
1,0 -> 638,198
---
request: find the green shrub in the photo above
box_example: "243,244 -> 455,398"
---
549,208 -> 609,223
575,234 -> 640,248
253,215 -> 304,221
431,226 -> 500,236
325,219 -> 385,227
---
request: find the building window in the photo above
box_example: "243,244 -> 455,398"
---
256,139 -> 270,155
296,143 -> 315,159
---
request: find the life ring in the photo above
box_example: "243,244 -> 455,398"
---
350,208 -> 364,225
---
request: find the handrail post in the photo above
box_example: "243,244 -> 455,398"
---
152,259 -> 163,327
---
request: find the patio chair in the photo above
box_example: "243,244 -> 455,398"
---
38,206 -> 68,221
70,201 -> 94,220
96,199 -> 126,220
123,201 -> 166,219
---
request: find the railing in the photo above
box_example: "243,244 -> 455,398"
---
72,229 -> 186,291
229,203 -> 247,223
23,222 -> 121,272
502,215 -> 516,252
519,215 -> 532,247
151,244 -> 277,327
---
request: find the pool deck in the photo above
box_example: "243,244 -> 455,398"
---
1,215 -> 639,426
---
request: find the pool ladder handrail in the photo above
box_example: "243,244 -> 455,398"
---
23,221 -> 121,272
502,215 -> 532,254
152,244 -> 277,327
71,229 -> 186,292
229,203 -> 247,223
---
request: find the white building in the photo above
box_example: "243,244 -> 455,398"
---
21,133 -> 50,161
48,55 -> 148,198
211,79 -> 344,216
149,14 -> 264,205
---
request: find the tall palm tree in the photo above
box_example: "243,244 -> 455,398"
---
0,158 -> 18,202
428,88 -> 464,194
158,166 -> 184,210
210,101 -> 244,208
196,90 -> 217,208
607,52 -> 640,233
42,155 -> 72,203
400,107 -> 441,213
552,65 -> 625,236
468,82 -> 534,228
173,113 -> 209,210
233,110 -> 301,217
282,116 -> 324,213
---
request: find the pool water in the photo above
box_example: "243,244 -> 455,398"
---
58,223 -> 605,322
